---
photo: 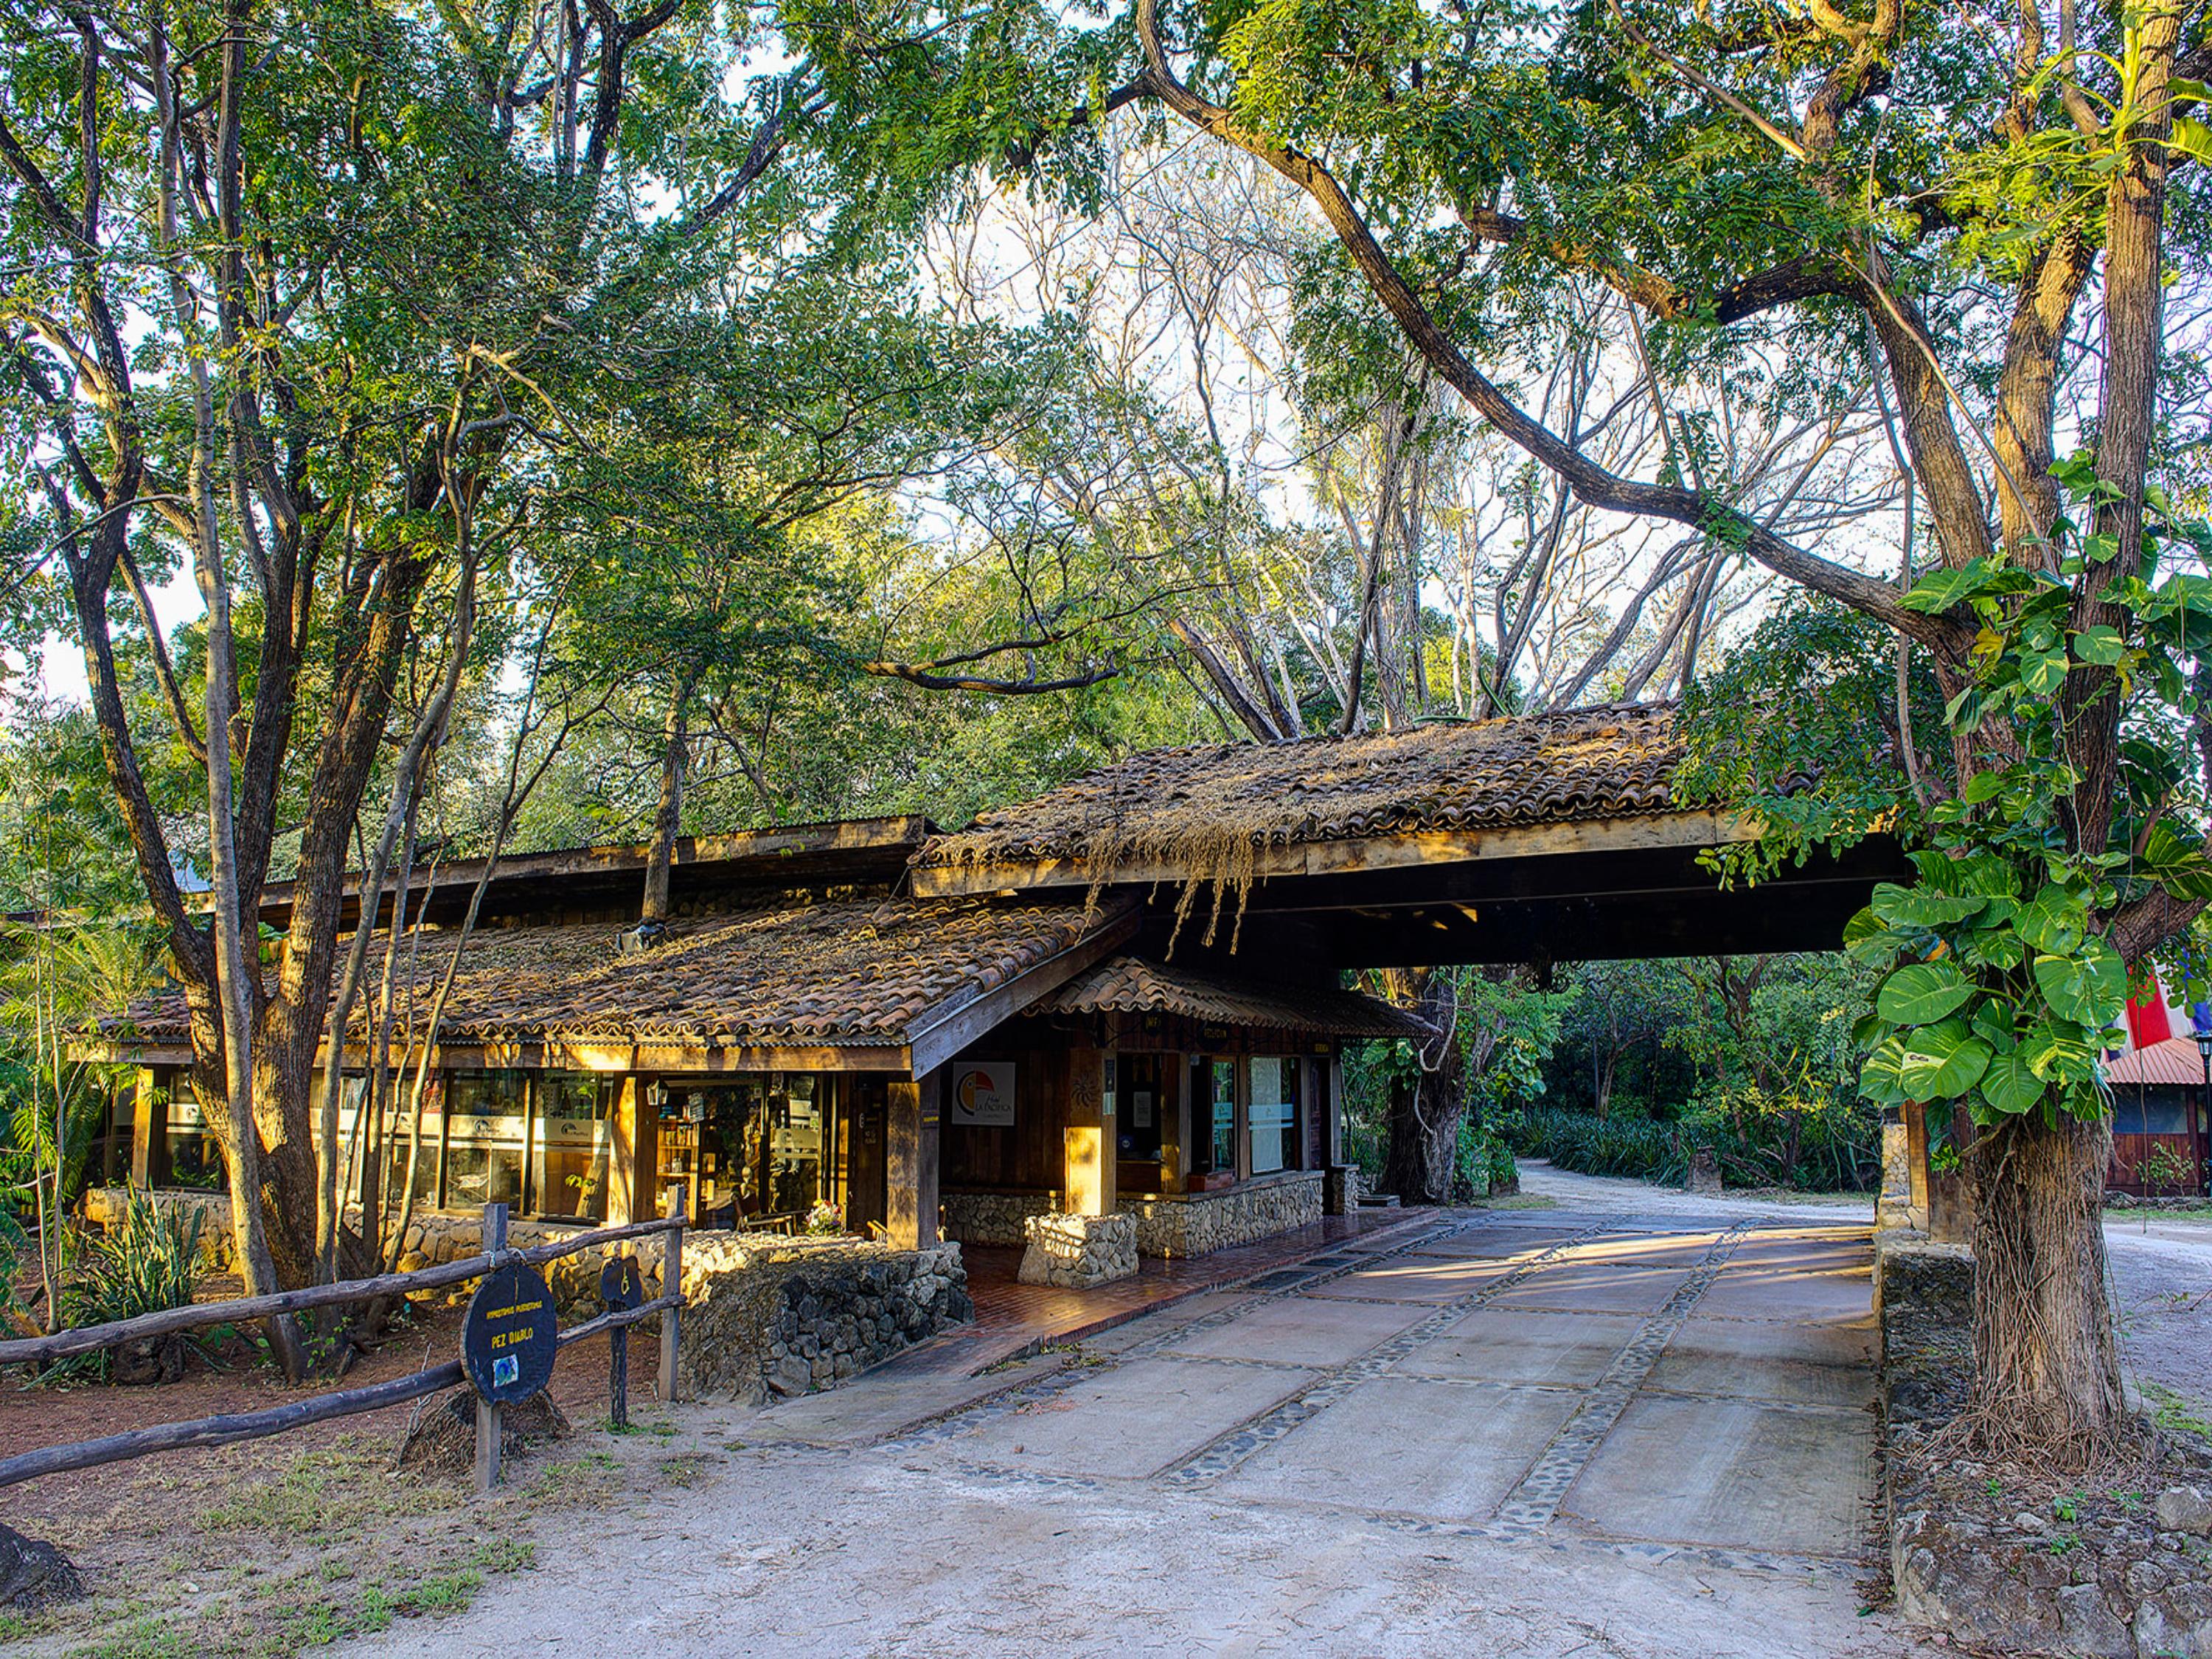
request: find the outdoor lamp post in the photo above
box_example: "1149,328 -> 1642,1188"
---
2197,1028 -> 2212,1194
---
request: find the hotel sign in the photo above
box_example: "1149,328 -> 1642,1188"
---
950,1060 -> 1018,1127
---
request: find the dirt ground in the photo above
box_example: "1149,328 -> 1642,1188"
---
0,1287 -> 672,1656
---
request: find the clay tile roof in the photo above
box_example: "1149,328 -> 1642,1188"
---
1039,956 -> 1434,1040
108,896 -> 1130,1052
914,702 -> 1682,874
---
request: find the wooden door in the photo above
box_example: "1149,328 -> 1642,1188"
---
846,1082 -> 888,1237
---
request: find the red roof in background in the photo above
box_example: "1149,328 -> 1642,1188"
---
2105,1037 -> 2209,1087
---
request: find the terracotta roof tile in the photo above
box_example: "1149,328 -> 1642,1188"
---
110,897 -> 1127,1052
1040,956 -> 1434,1039
914,703 -> 1682,873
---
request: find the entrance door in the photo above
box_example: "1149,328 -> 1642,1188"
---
846,1081 -> 888,1237
1116,1053 -> 1167,1196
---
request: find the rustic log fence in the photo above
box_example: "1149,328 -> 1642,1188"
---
0,1199 -> 686,1495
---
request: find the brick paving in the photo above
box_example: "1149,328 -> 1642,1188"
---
891,1208 -> 1426,1378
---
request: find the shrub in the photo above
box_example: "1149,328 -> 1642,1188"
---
1499,1087 -> 1879,1194
58,1193 -> 206,1377
1453,1119 -> 1522,1198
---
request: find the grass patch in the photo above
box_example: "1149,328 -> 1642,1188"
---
1475,1194 -> 1560,1211
34,1427 -> 594,1658
655,1453 -> 713,1488
67,1617 -> 197,1659
2107,1204 -> 2212,1223
2145,1380 -> 2212,1441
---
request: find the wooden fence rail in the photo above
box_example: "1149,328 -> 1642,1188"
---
0,1211 -> 684,1369
0,1203 -> 686,1493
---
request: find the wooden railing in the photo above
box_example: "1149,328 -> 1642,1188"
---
0,1200 -> 686,1494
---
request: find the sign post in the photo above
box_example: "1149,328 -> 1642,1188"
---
599,1253 -> 645,1428
462,1202 -> 558,1493
473,1203 -> 507,1493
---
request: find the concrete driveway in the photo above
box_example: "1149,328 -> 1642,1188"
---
347,1186 -> 1924,1658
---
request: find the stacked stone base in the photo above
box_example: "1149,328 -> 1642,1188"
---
1018,1211 -> 1138,1288
1122,1171 -> 1324,1257
942,1189 -> 1062,1246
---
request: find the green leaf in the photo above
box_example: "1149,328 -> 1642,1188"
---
1877,961 -> 1975,1025
1870,883 -> 1988,929
2031,940 -> 2126,1026
1902,560 -> 1997,613
1978,1049 -> 2045,1116
2018,647 -> 2068,695
2022,1020 -> 2102,1084
1860,1037 -> 1910,1106
1960,771 -> 2007,805
2071,625 -> 2125,665
2015,888 -> 2086,954
1900,1020 -> 1993,1100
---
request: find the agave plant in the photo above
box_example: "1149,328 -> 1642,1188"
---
56,1194 -> 208,1382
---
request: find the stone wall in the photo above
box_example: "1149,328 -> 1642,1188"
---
1120,1171 -> 1323,1259
942,1189 -> 1061,1247
84,1186 -> 233,1270
685,1237 -> 971,1404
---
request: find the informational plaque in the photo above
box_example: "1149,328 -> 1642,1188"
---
462,1263 -> 558,1403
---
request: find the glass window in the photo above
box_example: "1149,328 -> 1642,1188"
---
1249,1057 -> 1298,1175
658,1074 -> 826,1226
164,1076 -> 225,1189
1116,1054 -> 1165,1163
2121,1089 -> 2195,1136
382,1075 -> 446,1211
308,1070 -> 372,1186
442,1071 -> 524,1210
768,1075 -> 821,1215
1191,1060 -> 1237,1175
535,1073 -> 616,1220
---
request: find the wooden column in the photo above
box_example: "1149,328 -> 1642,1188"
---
1160,1052 -> 1186,1195
887,1068 -> 942,1248
1327,1054 -> 1346,1166
1064,1046 -> 1116,1217
131,1066 -> 170,1188
608,1077 -> 643,1227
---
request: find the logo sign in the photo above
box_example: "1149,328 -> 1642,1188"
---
949,1060 -> 1017,1127
462,1263 -> 558,1404
599,1253 -> 645,1313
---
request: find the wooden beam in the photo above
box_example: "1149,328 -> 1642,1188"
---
908,810 -> 1761,897
907,908 -> 1141,1077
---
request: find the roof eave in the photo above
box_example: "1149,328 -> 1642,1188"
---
911,809 -> 1760,899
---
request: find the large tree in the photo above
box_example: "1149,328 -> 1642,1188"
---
779,0 -> 2211,1455
0,0 -> 833,1349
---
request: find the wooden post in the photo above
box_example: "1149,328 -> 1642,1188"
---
657,1195 -> 684,1404
886,1072 -> 942,1248
1064,1047 -> 1116,1217
132,1066 -> 171,1189
608,1321 -> 629,1430
474,1201 -> 508,1495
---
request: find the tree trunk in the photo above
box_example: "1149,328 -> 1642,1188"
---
1967,1111 -> 2124,1457
1382,973 -> 1467,1203
640,685 -> 692,926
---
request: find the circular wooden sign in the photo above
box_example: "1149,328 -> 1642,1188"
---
462,1263 -> 558,1404
599,1254 -> 645,1312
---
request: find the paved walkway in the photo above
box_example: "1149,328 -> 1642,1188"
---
894,1209 -> 1424,1377
345,1169 -> 1935,1658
